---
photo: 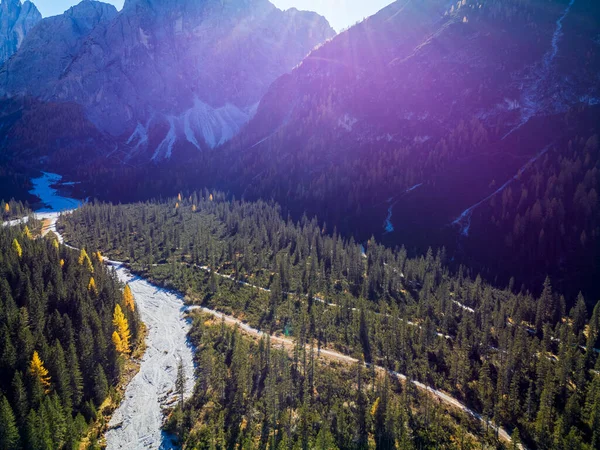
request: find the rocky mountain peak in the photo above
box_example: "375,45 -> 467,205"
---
0,0 -> 41,65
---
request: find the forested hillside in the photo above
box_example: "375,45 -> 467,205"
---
165,313 -> 493,448
0,222 -> 141,449
61,194 -> 600,449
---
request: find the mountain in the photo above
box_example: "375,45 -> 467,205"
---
179,0 -> 599,298
0,0 -> 40,65
0,0 -> 335,161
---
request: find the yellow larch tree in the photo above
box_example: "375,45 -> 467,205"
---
112,304 -> 131,355
88,277 -> 98,294
22,226 -> 32,240
209,193 -> 214,202
30,351 -> 51,393
123,284 -> 135,312
4,203 -> 9,213
112,331 -> 124,354
60,259 -> 65,268
192,204 -> 197,212
178,193 -> 182,201
12,239 -> 22,258
52,239 -> 59,251
78,248 -> 94,273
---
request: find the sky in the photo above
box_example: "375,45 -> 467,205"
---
31,0 -> 393,32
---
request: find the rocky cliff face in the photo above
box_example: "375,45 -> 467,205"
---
0,0 -> 335,160
0,0 -> 41,66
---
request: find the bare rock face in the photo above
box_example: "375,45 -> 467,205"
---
0,0 -> 41,66
0,0 -> 335,160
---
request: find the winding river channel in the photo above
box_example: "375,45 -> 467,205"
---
6,172 -> 522,449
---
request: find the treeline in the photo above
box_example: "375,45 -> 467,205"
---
1,199 -> 31,221
0,224 -> 141,449
470,133 -> 599,298
166,313 -> 492,449
61,195 -> 600,448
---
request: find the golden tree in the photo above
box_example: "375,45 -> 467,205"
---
112,304 -> 131,355
88,277 -> 98,294
22,226 -> 32,240
60,259 -> 65,268
192,204 -> 197,212
4,203 -> 9,213
178,193 -> 182,201
52,239 -> 59,250
78,248 -> 94,273
30,351 -> 51,393
123,284 -> 135,312
112,331 -> 124,354
12,239 -> 22,258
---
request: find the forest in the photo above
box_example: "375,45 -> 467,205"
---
60,193 -> 600,449
0,221 -> 141,449
165,313 -> 497,449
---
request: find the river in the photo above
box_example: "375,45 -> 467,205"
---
5,172 -> 521,449
21,172 -> 196,449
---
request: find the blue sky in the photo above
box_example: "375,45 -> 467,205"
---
31,0 -> 393,32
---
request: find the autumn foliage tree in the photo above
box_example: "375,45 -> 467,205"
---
78,248 -> 93,273
30,351 -> 51,394
12,238 -> 21,258
123,284 -> 135,312
112,304 -> 131,355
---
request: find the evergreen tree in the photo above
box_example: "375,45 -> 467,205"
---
0,395 -> 19,450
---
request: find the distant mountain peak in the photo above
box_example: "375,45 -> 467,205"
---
0,0 -> 41,65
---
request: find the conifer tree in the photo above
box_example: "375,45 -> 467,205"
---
123,284 -> 135,312
0,395 -> 19,450
30,351 -> 51,393
88,277 -> 98,294
112,305 -> 131,355
78,248 -> 94,273
176,358 -> 186,407
12,239 -> 21,258
93,365 -> 108,406
22,225 -> 32,239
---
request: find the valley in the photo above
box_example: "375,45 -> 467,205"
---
0,0 -> 599,448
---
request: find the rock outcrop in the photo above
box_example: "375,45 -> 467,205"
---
0,0 -> 41,66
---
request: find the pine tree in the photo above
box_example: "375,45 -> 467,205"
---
176,357 -> 186,407
11,371 -> 28,424
123,284 -> 135,312
12,239 -> 22,258
0,395 -> 19,450
112,304 -> 131,355
93,365 -> 109,406
30,351 -> 51,393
